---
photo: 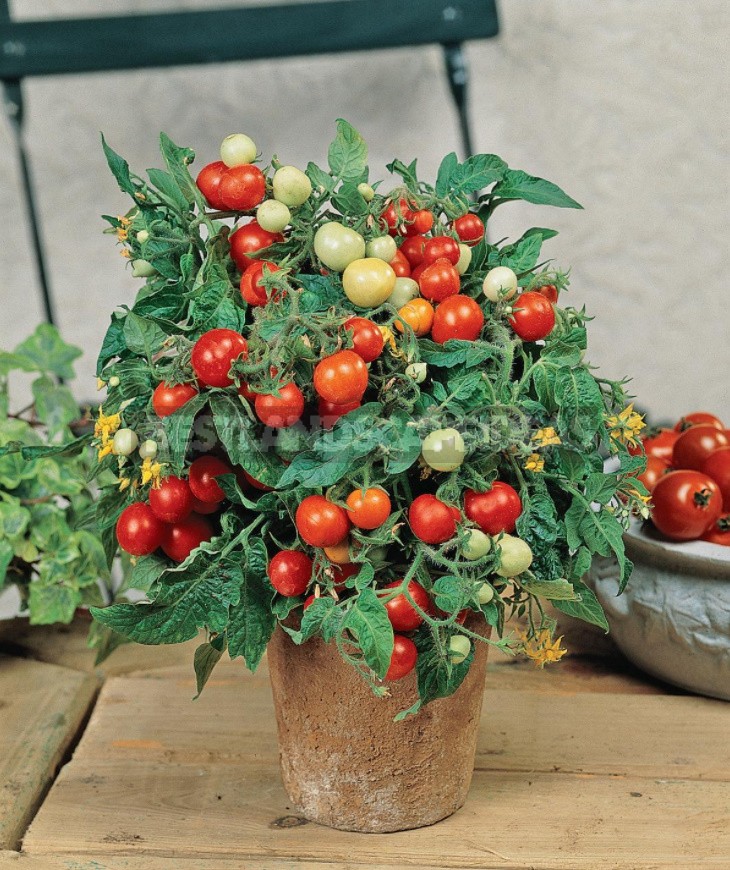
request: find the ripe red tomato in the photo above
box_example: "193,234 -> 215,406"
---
381,198 -> 414,235
116,502 -> 164,556
423,235 -> 460,266
702,447 -> 730,511
318,397 -> 361,430
295,495 -> 350,547
240,468 -> 274,492
380,580 -> 430,631
399,235 -> 426,268
149,476 -> 194,523
196,161 -> 228,210
453,213 -> 485,245
672,425 -> 729,471
303,593 -> 317,610
240,260 -> 280,306
345,487 -> 391,529
229,221 -> 284,271
464,482 -> 522,535
674,412 -> 724,433
313,350 -> 368,405
629,427 -> 679,462
191,497 -> 220,515
330,561 -> 360,588
267,550 -> 313,597
254,382 -> 305,428
188,455 -> 232,504
385,635 -> 418,680
650,470 -> 723,541
509,292 -> 555,341
406,209 -> 434,236
344,317 -> 384,363
431,295 -> 484,344
636,455 -> 671,493
702,514 -> 730,546
418,258 -> 461,303
161,514 -> 214,562
388,248 -> 412,277
217,164 -> 266,211
534,284 -> 559,304
152,382 -> 198,418
191,328 -> 248,388
409,494 -> 458,544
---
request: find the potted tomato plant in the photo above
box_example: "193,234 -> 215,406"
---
88,121 -> 645,832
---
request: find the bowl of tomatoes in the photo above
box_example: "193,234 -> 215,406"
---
589,411 -> 730,701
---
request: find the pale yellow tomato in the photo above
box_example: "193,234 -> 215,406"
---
313,222 -> 366,272
342,257 -> 396,307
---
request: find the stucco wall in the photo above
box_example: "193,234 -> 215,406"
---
1,0 -> 728,422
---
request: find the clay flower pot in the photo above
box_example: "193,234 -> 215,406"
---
267,616 -> 491,832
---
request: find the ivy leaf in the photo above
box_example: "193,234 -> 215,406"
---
31,377 -> 80,437
328,119 -> 368,181
122,312 -> 168,360
227,537 -> 275,670
101,134 -> 137,197
553,579 -> 608,631
161,391 -> 209,474
28,584 -> 81,625
14,324 -> 82,380
193,637 -> 225,699
0,539 -> 13,587
344,587 -> 393,679
492,168 -> 583,209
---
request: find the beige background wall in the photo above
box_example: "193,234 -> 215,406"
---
1,0 -> 728,423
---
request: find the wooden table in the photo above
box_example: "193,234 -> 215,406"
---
0,614 -> 728,869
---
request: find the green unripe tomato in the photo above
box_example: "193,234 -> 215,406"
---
455,243 -> 472,275
112,428 -> 139,456
448,635 -> 471,664
131,259 -> 157,278
108,375 -> 120,388
386,277 -> 419,309
421,427 -> 466,472
342,257 -> 396,307
138,439 -> 158,460
405,362 -> 427,384
357,182 -> 375,202
365,235 -> 397,263
313,222 -> 366,272
496,534 -> 533,577
272,165 -> 312,207
463,529 -> 492,561
483,266 -> 518,302
476,582 -> 495,604
256,199 -> 291,233
136,230 -> 149,244
220,133 -> 258,167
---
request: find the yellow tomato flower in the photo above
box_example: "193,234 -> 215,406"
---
521,630 -> 567,668
532,426 -> 561,448
524,453 -> 545,473
141,457 -> 165,488
118,477 -> 131,492
606,403 -> 645,447
94,408 -> 122,460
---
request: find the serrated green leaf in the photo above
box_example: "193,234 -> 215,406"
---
227,537 -> 275,670
518,575 -> 577,601
101,134 -> 137,196
555,366 -> 605,447
147,167 -> 191,212
448,154 -> 507,197
193,638 -> 225,698
435,151 -> 459,197
331,182 -> 369,216
97,314 -> 128,375
158,132 -> 202,209
122,312 -> 168,360
493,168 -> 582,209
328,119 -> 368,181
419,339 -> 496,369
345,587 -> 393,679
553,579 -> 608,631
161,391 -> 209,474
305,161 -> 335,194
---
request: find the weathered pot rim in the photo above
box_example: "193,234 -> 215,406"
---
624,517 -> 730,579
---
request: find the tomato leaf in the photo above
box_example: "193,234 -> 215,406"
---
553,579 -> 608,631
331,182 -> 369,216
518,575 -> 577,601
161,391 -> 209,474
447,154 -> 507,197
227,537 -> 275,671
344,587 -> 393,679
122,313 -> 167,361
435,151 -> 459,197
101,134 -> 138,197
488,233 -> 543,274
418,339 -> 496,369
328,119 -> 368,181
306,161 -> 335,195
555,366 -> 605,447
492,168 -> 583,209
193,637 -> 225,699
158,132 -> 203,209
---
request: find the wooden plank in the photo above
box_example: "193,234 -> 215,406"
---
22,663 -> 730,866
0,656 -> 98,850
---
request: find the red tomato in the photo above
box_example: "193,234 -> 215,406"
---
238,381 -> 258,401
295,495 -> 350,547
149,476 -> 194,523
637,455 -> 671,493
423,235 -> 460,266
399,235 -> 426,268
629,428 -> 679,462
188,455 -> 232,504
453,213 -> 485,245
418,258 -> 461,303
318,397 -> 361,430
331,561 -> 360,588
161,514 -> 214,562
464,482 -> 522,535
229,221 -> 284,271
196,161 -> 228,210
345,487 -> 391,529
702,447 -> 730,511
116,502 -> 164,556
674,412 -> 724,432
409,494 -> 458,544
385,635 -> 418,680
410,262 -> 427,282
191,328 -> 248,388
534,284 -> 559,304
650,470 -> 722,540
240,260 -> 280,307
380,580 -> 430,631
509,292 -> 555,341
191,497 -> 220,515
406,209 -> 434,236
152,382 -> 198,418
389,248 -> 412,277
267,550 -> 313,597
303,593 -> 317,610
313,350 -> 368,405
431,295 -> 484,344
673,425 -> 729,471
240,468 -> 274,492
254,382 -> 304,428
344,317 -> 384,363
217,164 -> 266,211
702,514 -> 730,546
381,198 -> 414,235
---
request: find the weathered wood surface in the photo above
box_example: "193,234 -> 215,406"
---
0,656 -> 98,850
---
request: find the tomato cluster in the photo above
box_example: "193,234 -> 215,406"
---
632,411 -> 730,544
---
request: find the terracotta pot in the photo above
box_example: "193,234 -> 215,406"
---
267,615 -> 490,832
